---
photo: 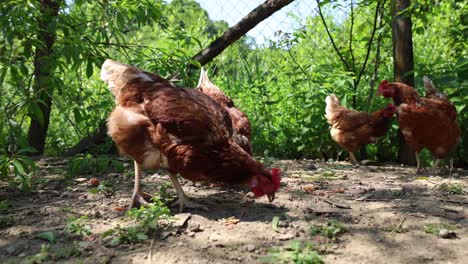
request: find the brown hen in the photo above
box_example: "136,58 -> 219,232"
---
325,94 -> 396,164
102,60 -> 281,212
378,78 -> 461,173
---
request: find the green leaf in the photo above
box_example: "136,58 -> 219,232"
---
12,159 -> 26,176
272,216 -> 280,232
28,102 -> 45,127
35,231 -> 56,244
73,108 -> 82,123
136,233 -> 148,241
86,60 -> 94,78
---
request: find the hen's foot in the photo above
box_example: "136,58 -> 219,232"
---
171,196 -> 208,213
129,191 -> 152,209
415,167 -> 427,175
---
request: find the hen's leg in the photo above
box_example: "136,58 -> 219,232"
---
349,152 -> 360,165
433,159 -> 442,169
129,161 -> 151,209
415,152 -> 427,174
168,173 -> 208,213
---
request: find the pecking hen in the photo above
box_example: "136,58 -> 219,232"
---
325,94 -> 396,164
196,68 -> 253,155
102,59 -> 281,212
378,78 -> 461,173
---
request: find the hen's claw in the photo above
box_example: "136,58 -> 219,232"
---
129,191 -> 152,209
415,167 -> 427,175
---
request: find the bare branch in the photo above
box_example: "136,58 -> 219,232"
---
315,0 -> 352,72
191,0 -> 295,67
366,0 -> 386,110
354,1 -> 381,90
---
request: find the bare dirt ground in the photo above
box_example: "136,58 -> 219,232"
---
1,157 -> 467,264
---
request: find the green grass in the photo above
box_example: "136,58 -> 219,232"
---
423,223 -> 458,235
102,198 -> 171,246
310,219 -> 347,241
64,216 -> 92,238
261,241 -> 323,264
438,183 -> 465,195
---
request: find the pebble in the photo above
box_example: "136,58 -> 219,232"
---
438,229 -> 457,239
245,244 -> 256,252
278,220 -> 289,228
277,233 -> 295,241
188,221 -> 203,232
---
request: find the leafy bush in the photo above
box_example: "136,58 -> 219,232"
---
0,151 -> 37,191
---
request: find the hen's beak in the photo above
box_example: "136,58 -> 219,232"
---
267,193 -> 275,203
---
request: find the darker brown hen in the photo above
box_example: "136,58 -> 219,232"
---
378,78 -> 461,173
103,60 -> 280,212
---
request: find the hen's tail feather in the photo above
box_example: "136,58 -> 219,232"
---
197,68 -> 209,88
325,94 -> 341,123
423,76 -> 447,99
197,68 -> 221,91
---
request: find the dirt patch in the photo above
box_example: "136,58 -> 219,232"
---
1,158 -> 467,263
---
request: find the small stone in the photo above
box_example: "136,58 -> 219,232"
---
75,177 -> 88,183
187,231 -> 196,237
18,252 -> 26,258
176,242 -> 185,247
200,245 -> 210,250
278,220 -> 289,228
245,244 -> 256,252
187,221 -> 203,232
438,229 -> 457,239
278,233 -> 295,241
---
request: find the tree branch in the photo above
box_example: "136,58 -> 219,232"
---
191,0 -> 295,67
354,1 -> 381,91
316,0 -> 352,72
366,1 -> 386,111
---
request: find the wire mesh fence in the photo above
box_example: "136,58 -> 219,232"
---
195,0 -> 319,46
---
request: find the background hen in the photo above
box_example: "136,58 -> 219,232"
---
325,94 -> 396,164
378,78 -> 461,173
102,60 -> 280,211
197,68 -> 253,155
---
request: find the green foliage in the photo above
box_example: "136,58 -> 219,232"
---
310,219 -> 346,241
0,200 -> 12,214
0,215 -> 14,228
64,216 -> 92,238
0,153 -> 37,191
153,182 -> 176,204
127,198 -> 171,229
89,180 -> 115,197
423,223 -> 458,235
103,224 -> 149,247
35,231 -> 57,244
261,241 -> 323,264
103,198 -> 171,246
20,243 -> 81,263
438,182 -> 466,195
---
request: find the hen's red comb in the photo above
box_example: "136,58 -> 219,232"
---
380,80 -> 389,86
